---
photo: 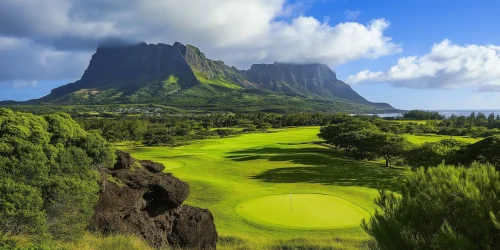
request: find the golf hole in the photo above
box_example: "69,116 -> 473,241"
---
236,194 -> 370,229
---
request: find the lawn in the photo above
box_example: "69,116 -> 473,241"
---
118,127 -> 403,249
405,133 -> 479,144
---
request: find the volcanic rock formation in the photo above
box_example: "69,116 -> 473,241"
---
89,150 -> 218,249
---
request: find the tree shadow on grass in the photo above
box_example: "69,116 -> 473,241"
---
226,146 -> 402,192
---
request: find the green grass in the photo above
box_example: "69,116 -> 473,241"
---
192,69 -> 243,90
118,127 -> 402,249
405,133 -> 480,144
236,194 -> 371,229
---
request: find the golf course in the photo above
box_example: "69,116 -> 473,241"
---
118,127 -> 404,249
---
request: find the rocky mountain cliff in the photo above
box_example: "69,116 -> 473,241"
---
32,42 -> 395,112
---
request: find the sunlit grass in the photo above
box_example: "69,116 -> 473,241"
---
118,127 -> 403,249
405,133 -> 479,144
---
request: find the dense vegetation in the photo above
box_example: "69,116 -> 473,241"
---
318,115 -> 500,169
363,163 -> 500,249
1,106 -> 499,249
0,109 -> 115,244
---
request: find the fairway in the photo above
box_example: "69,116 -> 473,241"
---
405,133 -> 479,144
117,127 -> 402,249
236,194 -> 370,229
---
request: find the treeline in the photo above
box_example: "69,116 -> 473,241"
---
318,117 -> 500,169
75,113 -> 355,146
76,111 -> 500,146
403,110 -> 445,120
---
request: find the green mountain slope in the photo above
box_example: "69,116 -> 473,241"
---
25,42 -> 396,113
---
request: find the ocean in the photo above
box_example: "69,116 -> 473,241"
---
376,110 -> 500,118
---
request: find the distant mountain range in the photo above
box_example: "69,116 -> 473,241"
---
10,42 -> 396,113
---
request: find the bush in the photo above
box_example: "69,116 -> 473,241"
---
214,129 -> 240,138
363,163 -> 500,249
0,109 -> 115,240
256,123 -> 272,132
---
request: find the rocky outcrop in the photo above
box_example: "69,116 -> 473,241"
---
89,150 -> 218,249
244,62 -> 368,102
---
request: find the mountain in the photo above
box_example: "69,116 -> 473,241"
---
29,42 -> 395,113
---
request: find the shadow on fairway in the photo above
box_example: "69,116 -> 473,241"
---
227,146 -> 401,191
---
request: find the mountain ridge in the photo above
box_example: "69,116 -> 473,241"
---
11,42 -> 396,113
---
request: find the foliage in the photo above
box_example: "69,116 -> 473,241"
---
319,119 -> 411,167
214,128 -> 241,138
457,135 -> 500,169
378,134 -> 412,167
403,110 -> 444,120
404,139 -> 467,169
363,163 -> 500,250
0,108 -> 115,240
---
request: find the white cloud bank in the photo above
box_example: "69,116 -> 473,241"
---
0,0 -> 400,84
347,39 -> 500,91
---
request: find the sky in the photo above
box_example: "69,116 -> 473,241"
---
1,0 -> 500,110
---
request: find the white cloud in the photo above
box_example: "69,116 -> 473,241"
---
345,10 -> 361,20
0,0 -> 400,83
347,39 -> 500,91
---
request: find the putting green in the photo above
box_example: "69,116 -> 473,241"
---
236,194 -> 371,229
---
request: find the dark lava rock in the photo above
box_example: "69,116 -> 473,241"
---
90,150 -> 217,249
113,150 -> 135,170
168,206 -> 218,249
140,160 -> 165,173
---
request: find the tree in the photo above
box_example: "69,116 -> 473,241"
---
404,139 -> 467,169
0,109 -> 115,239
378,134 -> 412,167
336,129 -> 382,160
214,129 -> 240,138
257,122 -> 272,132
459,135 -> 500,169
318,124 -> 343,148
143,127 -> 176,146
363,163 -> 500,250
318,119 -> 379,150
467,126 -> 488,139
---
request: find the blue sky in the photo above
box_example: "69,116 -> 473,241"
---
324,0 -> 500,110
1,0 -> 500,110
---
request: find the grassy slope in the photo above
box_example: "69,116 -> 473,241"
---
117,129 -> 479,249
118,127 -> 402,249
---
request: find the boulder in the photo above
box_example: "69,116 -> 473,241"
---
140,160 -> 165,173
90,150 -> 217,249
113,150 -> 135,170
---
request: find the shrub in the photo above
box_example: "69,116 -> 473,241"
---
0,109 -> 115,240
363,163 -> 500,249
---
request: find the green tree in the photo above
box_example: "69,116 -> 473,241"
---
363,163 -> 500,250
459,135 -> 500,169
0,109 -> 115,240
404,139 -> 467,169
378,134 -> 412,167
257,122 -> 272,132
